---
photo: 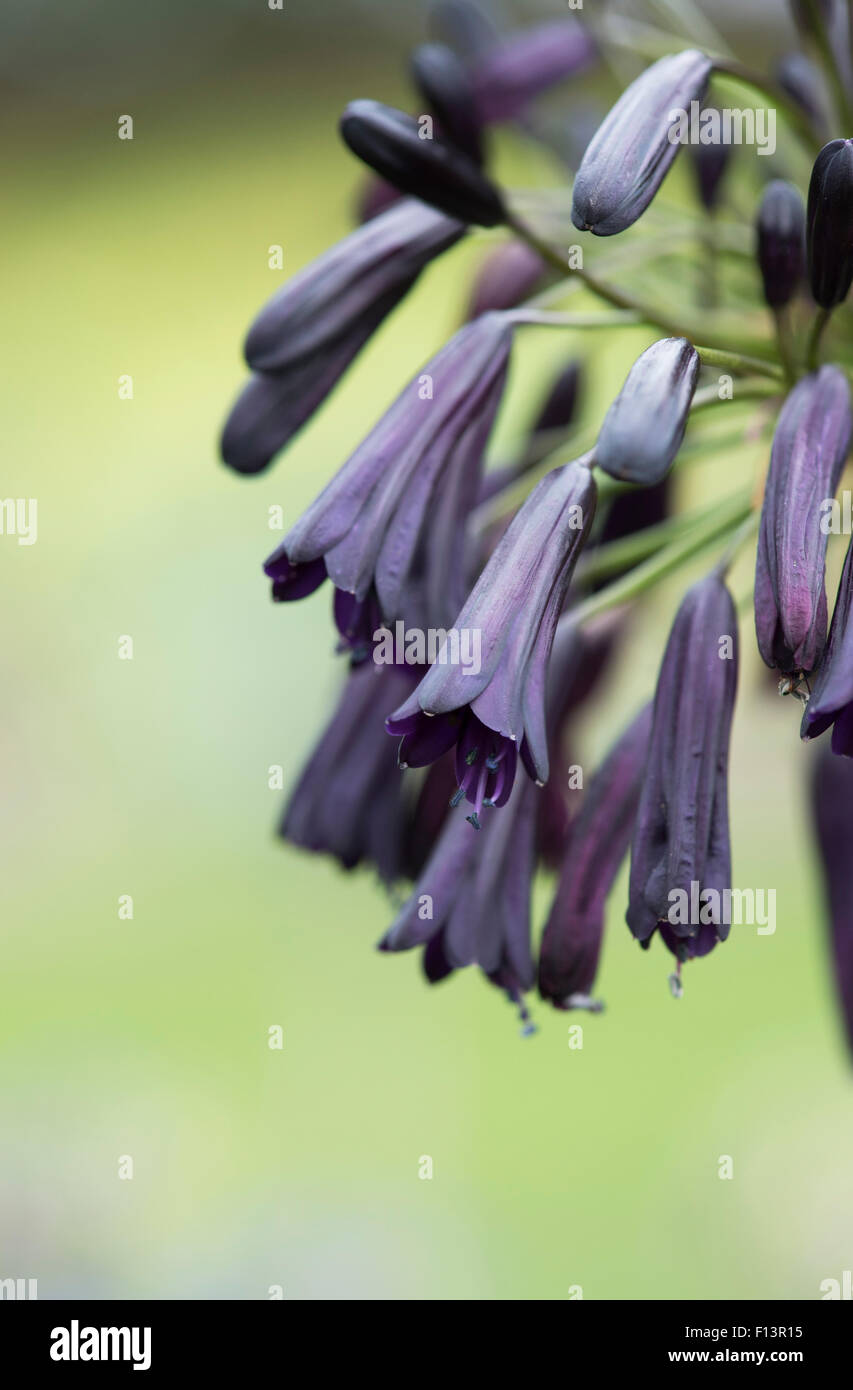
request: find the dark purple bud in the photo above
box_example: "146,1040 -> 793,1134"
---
539,703 -> 652,1009
801,532 -> 853,751
411,43 -> 484,164
594,337 -> 699,485
790,0 -> 837,39
756,179 -> 806,309
387,459 -> 596,819
571,50 -> 712,236
429,0 -> 497,59
755,366 -> 852,675
265,313 -> 513,651
776,53 -> 828,130
627,574 -> 738,962
810,744 -> 853,1058
221,200 -> 465,474
469,19 -> 596,125
530,360 -> 582,439
464,239 -> 546,319
807,138 -> 853,309
690,118 -> 730,210
356,175 -> 401,223
340,99 -> 506,227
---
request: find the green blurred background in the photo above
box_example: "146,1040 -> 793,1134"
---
1,0 -> 852,1300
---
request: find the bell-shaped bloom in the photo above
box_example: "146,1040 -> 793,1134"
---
756,180 -> 806,309
264,312 -> 514,655
539,703 -> 652,1009
627,574 -> 738,960
755,366 -> 852,675
469,18 -> 596,124
801,532 -> 853,752
221,199 -> 466,474
340,99 -> 506,226
464,239 -> 546,320
410,42 -> 484,163
806,138 -> 853,309
386,459 -> 596,824
810,744 -> 853,1058
280,663 -> 423,885
571,50 -> 712,236
379,769 -> 540,1006
593,338 -> 699,485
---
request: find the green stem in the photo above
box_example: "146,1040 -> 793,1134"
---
772,306 -> 798,386
578,494 -> 751,586
569,492 -> 754,626
807,306 -> 833,371
510,309 -> 643,329
695,345 -> 785,381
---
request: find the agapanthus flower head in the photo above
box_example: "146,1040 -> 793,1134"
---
410,42 -> 484,163
386,458 -> 596,824
264,311 -> 514,656
571,49 -> 712,236
340,99 -> 506,227
756,179 -> 806,309
221,199 -> 466,474
755,365 -> 852,676
801,532 -> 853,752
810,744 -> 853,1057
627,573 -> 738,962
593,337 -> 699,485
539,703 -> 652,1010
806,138 -> 853,309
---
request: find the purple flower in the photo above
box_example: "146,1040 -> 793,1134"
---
807,138 -> 853,309
801,532 -> 853,751
810,743 -> 853,1058
776,53 -> 828,131
264,312 -> 514,655
539,703 -> 652,1010
756,180 -> 806,309
593,338 -> 699,485
221,199 -> 466,474
627,574 -> 738,962
571,50 -> 712,236
386,459 -> 596,824
340,99 -> 506,227
410,42 -> 484,163
755,366 -> 852,676
464,239 -> 546,320
468,18 -> 596,124
690,116 -> 730,210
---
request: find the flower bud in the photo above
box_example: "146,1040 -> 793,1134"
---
411,42 -> 483,163
807,138 -> 853,309
756,179 -> 806,309
594,338 -> 699,485
340,99 -> 506,227
571,49 -> 712,236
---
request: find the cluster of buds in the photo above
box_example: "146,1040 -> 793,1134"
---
220,2 -> 853,1049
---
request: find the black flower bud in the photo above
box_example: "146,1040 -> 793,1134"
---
807,138 -> 853,309
410,42 -> 484,164
756,179 -> 806,308
340,99 -> 506,227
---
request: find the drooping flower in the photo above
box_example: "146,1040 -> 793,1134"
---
264,312 -> 514,656
801,532 -> 853,751
755,365 -> 852,676
627,573 -> 738,963
340,99 -> 506,226
756,179 -> 806,309
386,459 -> 596,824
806,138 -> 853,309
810,744 -> 853,1057
410,42 -> 484,163
593,338 -> 700,485
571,49 -> 713,236
539,703 -> 652,1010
221,199 -> 466,474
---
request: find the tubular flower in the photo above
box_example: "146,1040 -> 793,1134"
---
221,199 -> 466,474
593,338 -> 700,485
539,703 -> 653,1010
810,745 -> 853,1057
340,99 -> 506,227
756,180 -> 806,309
571,49 -> 713,236
755,366 -> 852,676
627,574 -> 739,963
806,138 -> 853,309
386,459 -> 596,825
264,312 -> 513,656
801,533 -> 853,752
